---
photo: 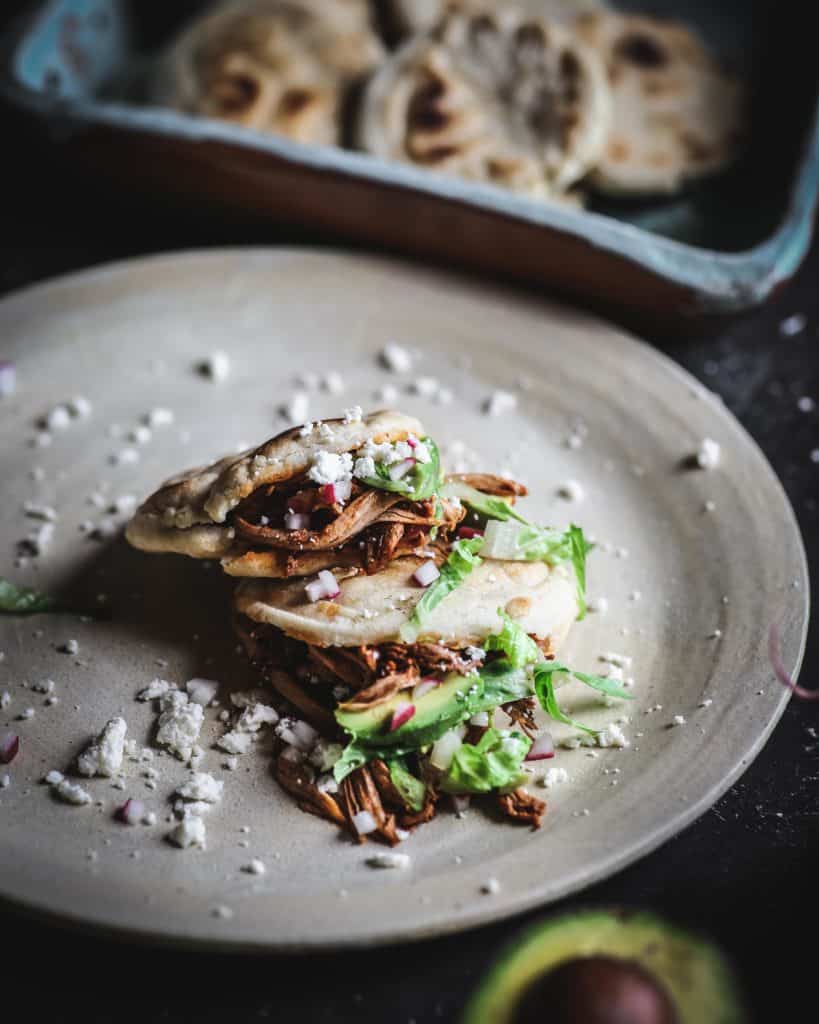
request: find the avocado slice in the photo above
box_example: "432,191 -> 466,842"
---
462,908 -> 747,1024
335,672 -> 479,748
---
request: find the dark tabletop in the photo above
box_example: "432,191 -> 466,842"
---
2,10 -> 818,1021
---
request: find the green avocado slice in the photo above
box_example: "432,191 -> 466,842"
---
462,908 -> 747,1024
335,673 -> 480,749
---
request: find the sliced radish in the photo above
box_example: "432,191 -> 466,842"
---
457,526 -> 484,540
319,479 -> 352,505
389,702 -> 416,732
469,711 -> 490,727
406,436 -> 419,449
284,511 -> 310,531
451,794 -> 471,816
413,561 -> 440,587
352,810 -> 377,835
430,729 -> 462,770
389,458 -> 415,481
525,733 -> 555,761
116,798 -> 145,825
318,570 -> 340,598
305,570 -> 340,602
0,733 -> 19,764
413,678 -> 440,702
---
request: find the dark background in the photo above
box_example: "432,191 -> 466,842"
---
1,2 -> 818,1020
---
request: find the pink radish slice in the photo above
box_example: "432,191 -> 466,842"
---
389,702 -> 416,732
389,458 -> 415,481
769,623 -> 818,699
413,678 -> 439,702
0,733 -> 19,764
413,561 -> 440,587
284,511 -> 310,530
457,526 -> 483,539
306,570 -> 340,602
318,479 -> 352,505
407,436 -> 419,449
116,798 -> 145,825
525,733 -> 555,761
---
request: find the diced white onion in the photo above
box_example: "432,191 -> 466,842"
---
481,519 -> 524,560
305,570 -> 340,603
352,810 -> 377,835
430,729 -> 463,771
413,561 -> 440,587
451,794 -> 471,816
389,458 -> 415,480
0,361 -> 16,398
284,512 -> 310,531
292,720 -> 319,750
469,712 -> 490,727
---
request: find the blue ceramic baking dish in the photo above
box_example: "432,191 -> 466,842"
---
2,0 -> 818,319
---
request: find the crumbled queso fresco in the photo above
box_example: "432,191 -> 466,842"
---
76,717 -> 127,778
306,436 -> 430,491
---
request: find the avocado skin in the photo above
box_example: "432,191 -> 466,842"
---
461,908 -> 748,1024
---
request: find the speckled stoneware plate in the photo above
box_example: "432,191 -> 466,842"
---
0,249 -> 808,951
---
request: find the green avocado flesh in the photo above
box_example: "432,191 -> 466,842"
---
335,673 -> 474,748
461,909 -> 747,1024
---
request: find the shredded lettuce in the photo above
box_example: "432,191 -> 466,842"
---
533,662 -> 634,736
0,578 -> 61,615
440,728 -> 531,795
399,536 -> 485,642
441,482 -> 592,618
569,525 -> 593,620
440,480 -> 527,524
359,437 -> 443,501
387,758 -> 426,812
484,609 -> 541,668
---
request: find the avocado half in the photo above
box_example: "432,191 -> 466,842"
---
462,908 -> 747,1024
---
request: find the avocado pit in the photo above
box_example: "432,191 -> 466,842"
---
513,954 -> 678,1024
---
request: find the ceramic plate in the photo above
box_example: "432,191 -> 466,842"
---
0,250 -> 808,950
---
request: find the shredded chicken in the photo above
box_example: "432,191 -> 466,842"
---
339,671 -> 417,712
234,489 -> 402,550
370,759 -> 408,810
447,473 -> 528,498
274,751 -> 346,827
503,696 -> 539,738
497,787 -> 546,827
364,522 -> 405,574
399,785 -> 439,829
339,766 -> 401,845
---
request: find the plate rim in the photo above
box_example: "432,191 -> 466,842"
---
0,246 -> 810,951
